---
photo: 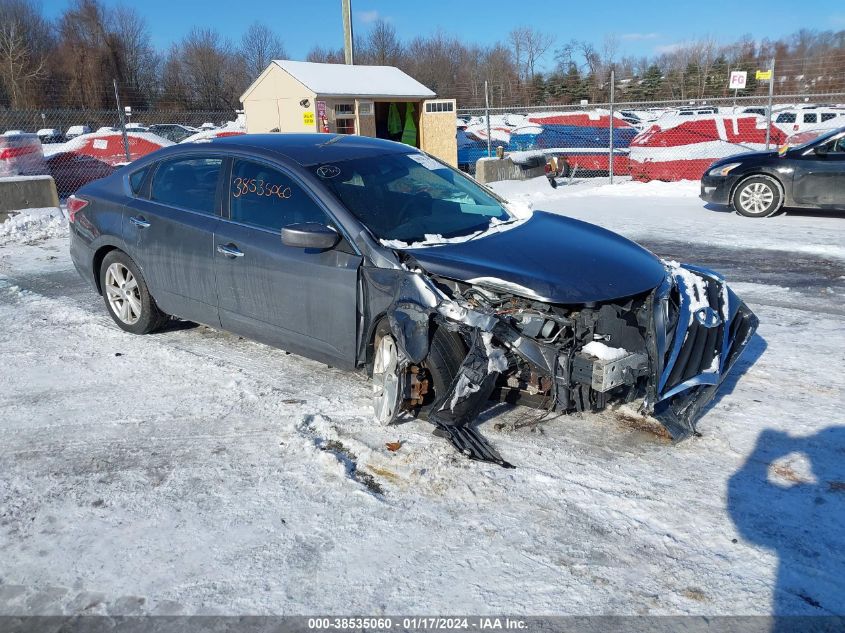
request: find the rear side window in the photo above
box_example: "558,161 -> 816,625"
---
803,113 -> 817,124
776,113 -> 796,123
151,157 -> 223,214
229,159 -> 328,232
129,167 -> 148,195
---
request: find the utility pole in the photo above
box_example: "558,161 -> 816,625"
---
342,0 -> 354,65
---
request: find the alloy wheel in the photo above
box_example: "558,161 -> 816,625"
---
104,262 -> 142,325
372,334 -> 401,425
738,182 -> 774,215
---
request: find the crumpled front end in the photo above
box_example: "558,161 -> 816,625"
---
370,258 -> 758,466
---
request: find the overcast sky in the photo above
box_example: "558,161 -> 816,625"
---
41,0 -> 845,70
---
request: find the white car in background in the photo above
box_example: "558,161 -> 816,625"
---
772,107 -> 845,134
66,125 -> 91,139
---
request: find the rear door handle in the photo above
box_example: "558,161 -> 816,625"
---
217,243 -> 244,258
129,216 -> 150,228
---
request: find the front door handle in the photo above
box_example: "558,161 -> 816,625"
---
217,243 -> 244,258
129,215 -> 150,228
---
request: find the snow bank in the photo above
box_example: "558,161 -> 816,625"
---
0,207 -> 67,245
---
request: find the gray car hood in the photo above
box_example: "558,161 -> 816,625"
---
399,211 -> 667,304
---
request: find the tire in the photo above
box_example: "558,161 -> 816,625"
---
99,250 -> 168,334
371,322 -> 466,424
732,175 -> 783,218
419,326 -> 466,419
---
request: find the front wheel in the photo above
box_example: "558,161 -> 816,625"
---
371,323 -> 466,425
732,176 -> 783,218
372,328 -> 402,425
100,250 -> 168,334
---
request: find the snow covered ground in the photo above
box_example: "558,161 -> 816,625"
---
0,179 -> 843,617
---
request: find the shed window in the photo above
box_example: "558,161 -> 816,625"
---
336,118 -> 356,134
334,104 -> 354,115
425,101 -> 454,114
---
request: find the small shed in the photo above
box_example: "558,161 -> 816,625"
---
240,60 -> 458,166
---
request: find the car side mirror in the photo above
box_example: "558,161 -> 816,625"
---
281,223 -> 340,250
814,144 -> 829,156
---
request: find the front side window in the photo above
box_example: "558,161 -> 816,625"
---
821,113 -> 836,122
229,159 -> 328,232
151,157 -> 222,213
316,152 -> 512,243
129,167 -> 148,195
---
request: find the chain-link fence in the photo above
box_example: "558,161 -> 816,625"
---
3,90 -> 845,200
457,91 -> 845,183
0,107 -> 243,198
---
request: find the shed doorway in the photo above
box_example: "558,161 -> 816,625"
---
374,101 -> 420,148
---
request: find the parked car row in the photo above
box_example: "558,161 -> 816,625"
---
2,122 -> 227,147
458,103 -> 845,182
0,123 -> 245,196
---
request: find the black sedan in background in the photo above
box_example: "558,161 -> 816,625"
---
68,134 -> 757,465
701,126 -> 845,217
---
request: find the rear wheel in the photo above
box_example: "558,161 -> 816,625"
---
732,176 -> 783,218
100,250 -> 168,334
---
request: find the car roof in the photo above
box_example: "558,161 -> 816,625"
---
199,133 -> 416,166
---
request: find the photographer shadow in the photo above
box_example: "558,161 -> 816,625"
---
728,427 -> 845,623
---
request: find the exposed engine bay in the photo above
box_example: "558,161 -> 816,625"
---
366,257 -> 758,467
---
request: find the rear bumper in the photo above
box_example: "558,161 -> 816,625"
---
69,226 -> 98,292
699,175 -> 735,205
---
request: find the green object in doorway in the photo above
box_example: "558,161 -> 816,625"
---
387,102 -> 402,136
401,102 -> 417,147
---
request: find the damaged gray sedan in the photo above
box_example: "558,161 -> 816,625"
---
69,134 -> 758,467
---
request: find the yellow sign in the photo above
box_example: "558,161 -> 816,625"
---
756,69 -> 772,80
303,111 -> 315,126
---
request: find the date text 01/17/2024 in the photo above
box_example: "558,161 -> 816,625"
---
306,617 -> 528,630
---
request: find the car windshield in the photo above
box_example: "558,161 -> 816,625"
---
316,152 -> 512,244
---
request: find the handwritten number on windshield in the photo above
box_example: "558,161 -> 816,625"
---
233,177 -> 292,199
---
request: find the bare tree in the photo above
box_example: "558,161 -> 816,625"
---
112,6 -> 158,104
240,22 -> 287,78
362,18 -> 402,66
509,26 -> 555,83
306,45 -> 345,64
0,0 -> 51,108
179,28 -> 242,109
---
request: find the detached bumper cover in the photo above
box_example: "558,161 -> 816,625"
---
650,263 -> 758,440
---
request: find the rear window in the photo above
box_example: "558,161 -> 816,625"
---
151,157 -> 222,214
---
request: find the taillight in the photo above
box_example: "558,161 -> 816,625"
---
0,145 -> 38,160
67,196 -> 89,223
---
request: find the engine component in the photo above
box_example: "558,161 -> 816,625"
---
572,352 -> 649,393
